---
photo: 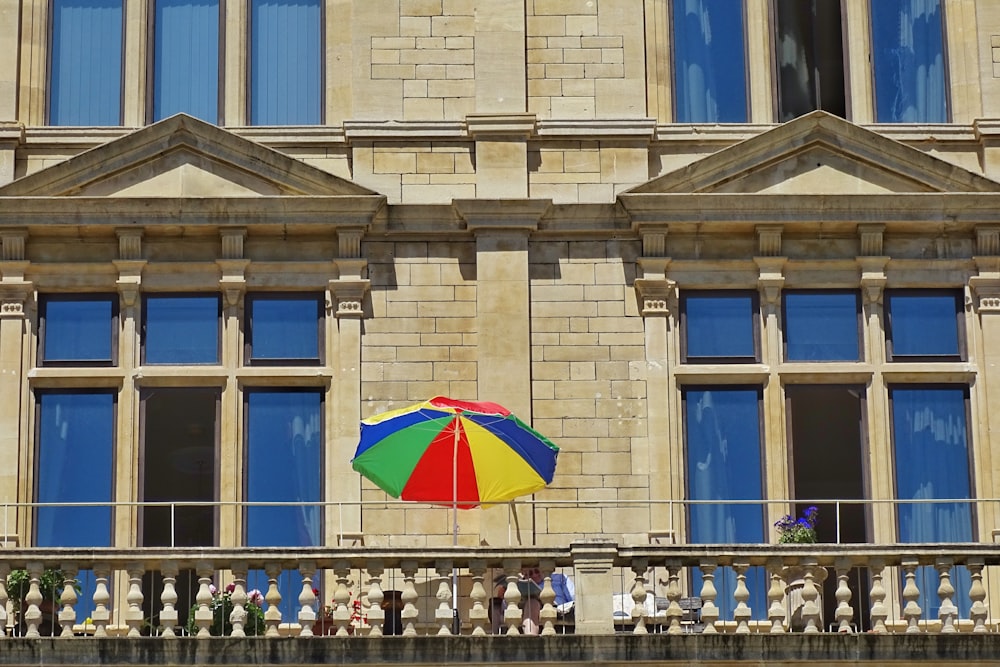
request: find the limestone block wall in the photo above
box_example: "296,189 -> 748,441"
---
528,239 -> 650,547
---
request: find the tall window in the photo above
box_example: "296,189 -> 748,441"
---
685,387 -> 766,617
783,291 -> 861,361
871,0 -> 947,123
890,386 -> 972,617
49,0 -> 123,125
672,0 -> 747,123
152,0 -> 221,122
773,0 -> 845,121
250,0 -> 322,125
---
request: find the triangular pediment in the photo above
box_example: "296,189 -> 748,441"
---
627,111 -> 1000,195
0,114 -> 379,197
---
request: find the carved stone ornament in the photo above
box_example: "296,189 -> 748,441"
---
634,278 -> 676,317
968,277 -> 1000,313
0,299 -> 24,317
329,279 -> 370,319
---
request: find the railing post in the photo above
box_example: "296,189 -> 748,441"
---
501,559 -> 524,635
833,557 -> 854,633
296,561 -> 318,637
91,563 -> 111,638
467,559 -> 489,636
570,541 -> 616,636
434,559 -> 454,636
0,561 -> 8,638
968,558 -> 988,633
629,556 -> 649,635
766,558 -> 785,634
400,559 -> 419,637
229,561 -> 249,638
538,559 -> 557,636
698,560 -> 719,634
732,563 -> 751,635
125,562 -> 145,637
364,559 -> 386,637
22,561 -> 43,638
159,560 -> 179,638
900,559 -> 922,634
332,559 -> 352,637
194,561 -> 215,638
57,562 -> 79,638
868,559 -> 887,634
800,562 -> 821,634
263,562 -> 282,637
935,558 -> 958,633
664,559 -> 684,635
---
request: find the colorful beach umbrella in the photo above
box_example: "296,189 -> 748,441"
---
352,396 -> 559,509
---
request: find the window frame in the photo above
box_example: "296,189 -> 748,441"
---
884,289 -> 965,363
669,0 -> 751,123
781,289 -> 863,363
679,290 -> 761,364
140,292 -> 222,366
38,293 -> 119,367
244,292 -> 325,366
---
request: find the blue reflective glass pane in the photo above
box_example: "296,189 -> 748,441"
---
673,0 -> 747,122
246,391 -> 322,547
42,297 -> 114,362
888,292 -> 960,357
684,293 -> 754,358
36,392 -> 114,548
153,0 -> 219,122
784,292 -> 859,361
50,0 -> 123,125
892,387 -> 972,617
250,0 -> 322,125
871,0 -> 946,123
144,296 -> 219,364
250,296 -> 320,360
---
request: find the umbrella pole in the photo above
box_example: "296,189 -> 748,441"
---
452,418 -> 460,632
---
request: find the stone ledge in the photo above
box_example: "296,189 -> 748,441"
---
2,635 -> 1000,666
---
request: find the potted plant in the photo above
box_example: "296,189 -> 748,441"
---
775,505 -> 818,544
774,506 -> 826,630
185,583 -> 265,637
6,568 -> 78,636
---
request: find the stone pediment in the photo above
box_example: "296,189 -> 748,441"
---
0,114 -> 378,197
628,111 -> 1000,195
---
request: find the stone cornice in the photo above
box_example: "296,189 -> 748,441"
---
465,113 -> 537,139
535,118 -> 656,140
453,199 -> 550,232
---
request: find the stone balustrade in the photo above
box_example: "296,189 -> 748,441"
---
1,543 -> 998,639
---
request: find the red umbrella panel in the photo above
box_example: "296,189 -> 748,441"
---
351,396 -> 559,509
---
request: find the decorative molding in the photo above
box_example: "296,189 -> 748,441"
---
0,298 -> 25,318
217,259 -> 251,309
754,257 -> 786,309
968,275 -> 1000,312
858,224 -> 885,256
116,228 -> 143,261
634,277 -> 676,317
465,113 -> 537,139
858,257 -> 889,305
337,229 -> 365,260
977,225 -> 1000,256
0,229 -> 27,261
220,228 -> 247,260
329,278 -> 370,319
114,260 -> 146,308
756,225 -> 782,257
453,199 -> 550,232
641,230 -> 667,258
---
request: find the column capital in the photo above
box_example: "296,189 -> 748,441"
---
754,256 -> 786,309
634,277 -> 676,318
328,278 -> 369,319
114,260 -> 147,308
969,275 -> 1000,312
858,256 -> 889,305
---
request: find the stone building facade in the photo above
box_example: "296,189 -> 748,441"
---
1,0 -> 1000,605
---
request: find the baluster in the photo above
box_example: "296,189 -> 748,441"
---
23,561 -> 43,638
468,559 -> 489,636
434,559 -> 454,635
125,562 -> 145,637
58,562 -> 79,638
159,560 -> 179,638
365,559 -> 385,637
229,562 -> 249,638
800,562 -> 821,634
664,559 -> 684,635
732,563 -> 751,634
967,558 -> 988,633
502,560 -> 523,636
332,559 -> 352,636
297,561 -> 317,637
629,557 -> 649,635
263,562 -> 283,637
91,563 -> 111,638
0,562 -> 8,638
901,559 -> 922,634
833,557 -> 854,633
698,561 -> 719,634
935,559 -> 958,634
400,559 -> 420,637
538,559 -> 557,636
193,561 -> 215,638
868,559 -> 887,634
766,559 -> 786,634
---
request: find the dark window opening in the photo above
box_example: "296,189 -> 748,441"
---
774,0 -> 846,121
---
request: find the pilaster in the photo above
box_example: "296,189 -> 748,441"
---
754,252 -> 786,527
473,0 -> 526,114
570,541 -> 617,635
466,114 -> 535,199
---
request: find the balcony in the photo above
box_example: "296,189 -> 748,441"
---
3,542 -> 1000,665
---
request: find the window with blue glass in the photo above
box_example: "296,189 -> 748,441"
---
39,295 -> 117,365
36,391 -> 115,622
246,293 -> 323,364
142,294 -> 220,364
681,291 -> 758,362
783,291 -> 861,361
685,387 -> 766,618
871,0 -> 947,123
245,389 -> 322,619
886,290 -> 963,361
49,0 -> 123,125
152,0 -> 220,122
672,0 -> 747,123
890,386 -> 973,618
250,0 -> 322,125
